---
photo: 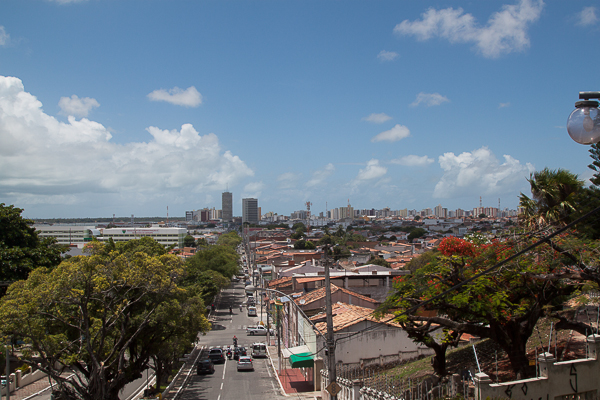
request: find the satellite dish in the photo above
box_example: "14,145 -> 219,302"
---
299,299 -> 306,305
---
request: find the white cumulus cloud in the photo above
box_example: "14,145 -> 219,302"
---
242,182 -> 264,199
147,86 -> 203,107
306,163 -> 335,188
410,92 -> 450,107
394,0 -> 544,58
371,124 -> 410,143
362,113 -> 392,124
355,159 -> 387,182
377,50 -> 399,62
0,75 -> 253,210
391,155 -> 434,167
576,6 -> 598,26
58,95 -> 100,118
433,147 -> 534,199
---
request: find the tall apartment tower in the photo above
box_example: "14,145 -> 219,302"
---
222,191 -> 233,222
242,198 -> 259,225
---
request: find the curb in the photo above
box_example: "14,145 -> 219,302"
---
267,345 -> 288,397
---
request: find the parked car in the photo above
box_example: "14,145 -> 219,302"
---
196,359 -> 215,375
251,342 -> 268,358
208,348 -> 225,364
237,356 -> 254,371
246,325 -> 275,336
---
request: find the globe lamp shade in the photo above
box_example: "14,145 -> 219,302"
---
567,102 -> 600,145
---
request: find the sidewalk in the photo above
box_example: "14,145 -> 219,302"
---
267,344 -> 321,400
5,372 -> 72,400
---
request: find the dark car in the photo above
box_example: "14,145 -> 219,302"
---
196,359 -> 215,375
233,346 -> 247,360
208,348 -> 225,364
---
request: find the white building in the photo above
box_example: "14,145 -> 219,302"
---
34,225 -> 98,246
100,227 -> 186,248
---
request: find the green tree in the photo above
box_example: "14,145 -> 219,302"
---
195,237 -> 208,248
0,244 -> 209,399
383,236 -> 578,378
183,235 -> 196,248
185,245 -> 239,279
0,203 -> 66,287
519,168 -> 584,229
370,257 -> 390,268
114,236 -> 166,257
216,231 -> 242,248
291,222 -> 306,232
407,228 -> 427,242
294,240 -> 316,250
587,142 -> 600,187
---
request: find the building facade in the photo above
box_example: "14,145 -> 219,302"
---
34,225 -> 98,246
242,198 -> 259,225
222,191 -> 232,222
100,227 -> 186,248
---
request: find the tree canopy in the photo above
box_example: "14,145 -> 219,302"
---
0,203 -> 66,287
0,242 -> 210,399
185,244 -> 239,279
383,235 -> 580,378
519,168 -> 584,229
216,231 -> 242,248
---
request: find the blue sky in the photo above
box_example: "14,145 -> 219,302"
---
0,0 -> 598,219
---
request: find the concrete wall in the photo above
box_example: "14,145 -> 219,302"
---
316,324 -> 433,365
476,335 -> 600,400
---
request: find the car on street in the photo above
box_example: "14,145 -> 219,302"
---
247,306 -> 257,317
234,346 -> 247,360
251,343 -> 268,358
246,325 -> 275,336
208,348 -> 226,364
196,359 -> 215,375
237,356 -> 254,371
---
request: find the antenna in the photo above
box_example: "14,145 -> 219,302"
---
167,206 -> 169,224
480,196 -> 482,208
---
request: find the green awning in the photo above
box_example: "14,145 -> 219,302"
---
289,352 -> 314,368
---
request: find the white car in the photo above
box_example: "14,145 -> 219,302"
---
246,325 -> 275,336
251,342 -> 267,358
237,356 -> 254,371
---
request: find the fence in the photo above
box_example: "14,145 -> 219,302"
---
320,364 -> 470,400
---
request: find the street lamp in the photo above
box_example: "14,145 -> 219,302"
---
567,92 -> 600,144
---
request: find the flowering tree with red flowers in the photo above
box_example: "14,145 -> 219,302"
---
382,234 -> 582,378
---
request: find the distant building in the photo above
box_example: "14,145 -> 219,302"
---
242,198 -> 259,225
34,225 -> 98,246
100,227 -> 186,248
222,191 -> 232,222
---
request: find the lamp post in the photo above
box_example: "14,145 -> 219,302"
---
567,92 -> 600,144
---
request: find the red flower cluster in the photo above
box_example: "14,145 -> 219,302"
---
438,237 -> 475,257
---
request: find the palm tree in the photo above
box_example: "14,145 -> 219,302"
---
518,168 -> 584,229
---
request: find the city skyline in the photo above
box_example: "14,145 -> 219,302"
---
1,1 -> 599,219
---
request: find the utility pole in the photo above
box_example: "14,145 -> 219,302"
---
324,245 -> 338,399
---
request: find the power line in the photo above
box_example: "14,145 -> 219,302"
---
333,204 -> 600,347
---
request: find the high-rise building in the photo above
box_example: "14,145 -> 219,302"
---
242,198 -> 259,225
222,191 -> 233,222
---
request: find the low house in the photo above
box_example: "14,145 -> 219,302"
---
294,284 -> 379,316
310,302 -> 434,367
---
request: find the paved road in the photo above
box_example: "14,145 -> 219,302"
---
177,281 -> 285,400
